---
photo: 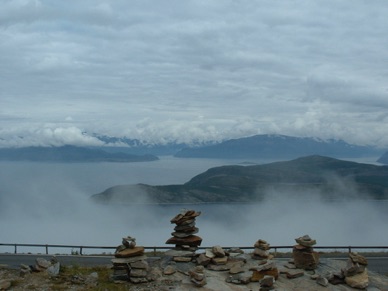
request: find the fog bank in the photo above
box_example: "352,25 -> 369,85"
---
1,158 -> 387,254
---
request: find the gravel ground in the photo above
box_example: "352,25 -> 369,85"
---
1,256 -> 388,290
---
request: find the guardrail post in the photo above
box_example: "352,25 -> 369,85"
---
153,247 -> 156,256
80,247 -> 83,255
45,245 -> 48,255
348,246 -> 351,253
14,244 -> 17,254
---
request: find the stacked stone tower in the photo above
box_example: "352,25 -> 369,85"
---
165,209 -> 202,262
292,234 -> 319,270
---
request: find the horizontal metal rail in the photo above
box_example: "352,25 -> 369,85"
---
1,243 -> 388,256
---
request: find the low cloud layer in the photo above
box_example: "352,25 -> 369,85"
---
1,159 -> 387,254
1,1 -> 388,147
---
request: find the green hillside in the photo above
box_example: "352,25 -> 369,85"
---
91,155 -> 388,204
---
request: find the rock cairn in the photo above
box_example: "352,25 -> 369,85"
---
343,252 -> 369,289
200,245 -> 231,271
250,260 -> 279,283
189,265 -> 207,287
111,235 -> 150,283
165,209 -> 202,262
292,234 -> 319,270
20,256 -> 60,277
252,239 -> 272,261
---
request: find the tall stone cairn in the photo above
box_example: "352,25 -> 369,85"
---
165,209 -> 202,262
111,235 -> 150,283
292,234 -> 319,270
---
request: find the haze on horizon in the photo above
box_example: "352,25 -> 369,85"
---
1,1 -> 388,148
1,159 -> 388,250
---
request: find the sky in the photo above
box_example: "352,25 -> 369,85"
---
1,0 -> 388,148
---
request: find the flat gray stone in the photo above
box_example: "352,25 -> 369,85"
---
112,255 -> 147,264
164,249 -> 195,257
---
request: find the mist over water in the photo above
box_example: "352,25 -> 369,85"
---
1,156 -> 387,254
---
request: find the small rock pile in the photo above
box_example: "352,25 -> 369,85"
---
20,256 -> 60,277
308,252 -> 369,289
111,235 -> 150,283
343,252 -> 369,289
200,245 -> 231,271
250,260 -> 279,283
196,246 -> 246,272
252,239 -> 273,261
226,256 -> 279,285
292,234 -> 319,270
165,209 -> 202,262
189,265 -> 207,287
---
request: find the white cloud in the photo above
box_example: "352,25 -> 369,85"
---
1,0 -> 388,147
0,126 -> 104,148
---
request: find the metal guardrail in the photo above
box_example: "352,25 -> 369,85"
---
1,243 -> 388,256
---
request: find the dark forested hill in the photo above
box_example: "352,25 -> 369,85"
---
91,155 -> 388,204
174,134 -> 382,159
0,145 -> 158,162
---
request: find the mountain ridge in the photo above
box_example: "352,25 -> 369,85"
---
174,134 -> 383,159
0,145 -> 158,162
1,134 -> 386,162
91,155 -> 388,204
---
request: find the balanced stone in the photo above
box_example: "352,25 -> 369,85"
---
292,246 -> 319,270
115,246 -> 145,258
34,258 -> 51,271
112,256 -> 147,264
170,210 -> 201,224
122,236 -> 136,248
252,239 -> 272,260
112,236 -> 149,282
189,265 -> 207,287
164,249 -> 195,257
212,245 -> 226,257
171,226 -> 198,236
212,256 -> 228,265
295,235 -> 316,247
165,235 -> 202,247
197,253 -> 211,266
174,224 -> 197,232
349,252 -> 368,266
130,260 -> 148,269
345,269 -> 369,289
254,239 -> 270,250
343,252 -> 369,289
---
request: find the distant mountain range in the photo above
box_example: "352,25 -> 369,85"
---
174,134 -> 384,159
93,134 -> 202,156
91,155 -> 388,204
0,145 -> 158,162
0,134 -> 386,162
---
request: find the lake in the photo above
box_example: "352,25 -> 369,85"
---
0,156 -> 387,252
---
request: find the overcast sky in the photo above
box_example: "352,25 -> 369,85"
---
1,0 -> 388,148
